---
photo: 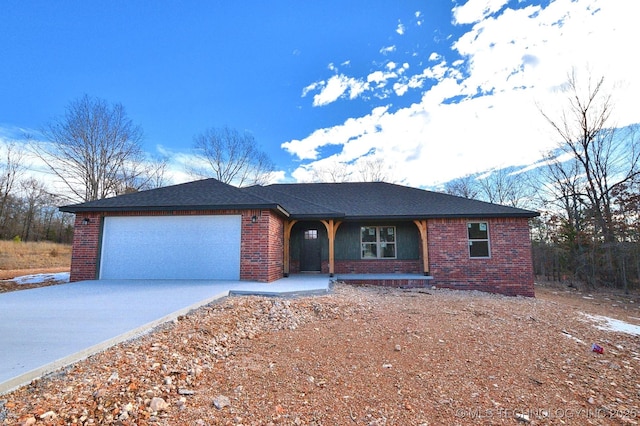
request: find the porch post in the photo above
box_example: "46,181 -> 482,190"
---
321,219 -> 342,277
413,219 -> 430,275
283,220 -> 298,277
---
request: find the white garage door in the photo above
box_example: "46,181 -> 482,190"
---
100,215 -> 241,280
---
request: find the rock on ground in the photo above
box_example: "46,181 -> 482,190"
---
1,283 -> 639,425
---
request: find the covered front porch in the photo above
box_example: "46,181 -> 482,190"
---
283,218 -> 432,278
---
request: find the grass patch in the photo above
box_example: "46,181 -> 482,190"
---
0,240 -> 72,270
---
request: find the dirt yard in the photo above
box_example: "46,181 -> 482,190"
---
0,240 -> 71,293
1,282 -> 639,425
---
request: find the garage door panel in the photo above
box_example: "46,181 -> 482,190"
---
100,215 -> 241,280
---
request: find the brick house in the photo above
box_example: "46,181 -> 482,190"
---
60,178 -> 539,297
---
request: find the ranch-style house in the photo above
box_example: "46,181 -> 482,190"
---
60,178 -> 539,297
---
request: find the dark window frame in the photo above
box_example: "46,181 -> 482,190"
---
468,222 -> 490,258
361,226 -> 397,259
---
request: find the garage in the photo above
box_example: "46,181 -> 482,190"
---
99,215 -> 241,280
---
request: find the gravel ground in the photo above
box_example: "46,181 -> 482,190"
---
1,282 -> 639,425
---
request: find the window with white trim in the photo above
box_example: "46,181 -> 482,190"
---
468,222 -> 490,258
361,226 -> 396,259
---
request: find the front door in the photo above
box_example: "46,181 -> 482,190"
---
300,228 -> 321,272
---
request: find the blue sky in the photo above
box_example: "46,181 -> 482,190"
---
1,0 -> 638,188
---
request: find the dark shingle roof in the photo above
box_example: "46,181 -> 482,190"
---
246,182 -> 538,219
59,178 -> 282,213
60,178 -> 539,219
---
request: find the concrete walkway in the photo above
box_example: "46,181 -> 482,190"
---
0,276 -> 330,394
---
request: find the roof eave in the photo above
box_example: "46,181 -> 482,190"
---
420,212 -> 540,219
289,212 -> 539,221
59,203 -> 290,217
288,213 -> 346,220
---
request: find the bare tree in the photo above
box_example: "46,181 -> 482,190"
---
445,168 -> 532,207
477,167 -> 532,208
357,157 -> 389,182
20,177 -> 48,241
536,151 -> 591,283
309,162 -> 350,183
32,95 -> 150,202
114,155 -> 169,195
444,174 -> 480,199
308,157 -> 390,183
0,141 -> 27,234
189,126 -> 275,187
540,69 -> 640,286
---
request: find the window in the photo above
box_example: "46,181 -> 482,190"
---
361,226 -> 396,259
304,229 -> 318,240
468,222 -> 490,258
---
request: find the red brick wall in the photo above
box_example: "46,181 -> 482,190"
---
428,217 -> 535,297
289,259 -> 422,275
334,259 -> 422,274
69,209 -> 285,283
69,213 -> 102,281
267,212 -> 285,281
240,209 -> 284,282
342,278 -> 432,288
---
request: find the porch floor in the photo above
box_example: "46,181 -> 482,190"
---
334,273 -> 433,281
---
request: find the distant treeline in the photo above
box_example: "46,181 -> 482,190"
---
0,183 -> 73,244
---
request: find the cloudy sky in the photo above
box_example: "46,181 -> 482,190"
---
1,0 -> 638,189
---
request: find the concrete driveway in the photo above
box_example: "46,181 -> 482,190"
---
0,277 -> 330,394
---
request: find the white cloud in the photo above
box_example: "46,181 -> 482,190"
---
380,45 -> 396,55
452,0 -> 510,25
0,134 -> 76,198
393,82 -> 409,97
393,61 -> 458,97
282,106 -> 389,161
313,75 -> 349,106
396,21 -> 405,35
304,54 -> 459,106
285,0 -> 640,187
302,63 -> 412,106
301,81 -> 321,98
310,74 -> 367,107
367,70 -> 397,86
